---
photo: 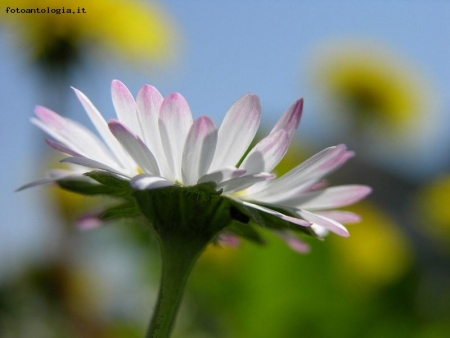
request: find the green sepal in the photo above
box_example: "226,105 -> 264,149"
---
57,170 -> 133,197
259,207 -> 316,237
56,170 -> 133,197
100,200 -> 141,221
133,182 -> 232,242
225,221 -> 266,245
227,198 -> 265,226
57,177 -> 122,195
84,170 -> 133,196
226,197 -> 315,237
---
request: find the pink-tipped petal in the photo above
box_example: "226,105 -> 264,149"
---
219,173 -> 275,194
72,87 -> 133,168
198,167 -> 247,185
33,106 -> 116,167
45,139 -> 81,157
77,213 -> 103,231
209,94 -> 261,171
16,177 -> 61,191
281,144 -> 347,180
242,201 -> 312,227
111,80 -> 141,137
245,176 -> 320,204
159,93 -> 193,182
295,185 -> 372,210
182,116 -> 218,186
130,174 -> 175,190
298,209 -> 350,237
270,98 -> 304,137
108,120 -> 160,175
285,237 -> 310,253
240,100 -> 303,175
136,85 -> 169,176
16,170 -> 86,191
136,85 -> 163,144
249,144 -> 349,201
61,157 -> 126,177
276,230 -> 310,253
314,210 -> 362,224
240,129 -> 290,174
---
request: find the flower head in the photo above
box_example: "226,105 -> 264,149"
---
311,41 -> 435,134
21,80 -> 371,252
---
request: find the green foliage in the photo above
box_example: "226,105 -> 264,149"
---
100,201 -> 141,221
57,170 -> 133,197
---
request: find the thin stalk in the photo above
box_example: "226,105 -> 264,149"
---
146,234 -> 207,338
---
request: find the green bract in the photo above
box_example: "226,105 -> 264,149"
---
58,170 -> 315,246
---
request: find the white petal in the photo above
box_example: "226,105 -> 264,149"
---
209,94 -> 261,171
158,93 -> 193,181
291,185 -> 372,210
108,120 -> 160,176
45,139 -> 81,156
61,157 -> 128,177
240,99 -> 303,176
245,177 -> 319,204
198,167 -> 246,185
16,171 -> 87,191
136,85 -> 170,176
136,85 -> 163,144
220,173 -> 275,194
297,209 -> 350,237
313,210 -> 362,224
270,98 -> 304,137
111,80 -> 141,137
17,177 -> 61,191
33,106 -> 116,167
48,169 -> 81,177
249,144 -> 349,200
240,129 -> 290,174
130,174 -> 175,190
181,116 -> 217,186
242,201 -> 311,227
310,224 -> 330,238
73,87 -> 133,168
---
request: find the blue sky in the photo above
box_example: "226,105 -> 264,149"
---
1,0 -> 449,274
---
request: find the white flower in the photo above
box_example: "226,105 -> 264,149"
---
21,80 -> 371,248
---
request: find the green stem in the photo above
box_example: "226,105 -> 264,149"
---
146,234 -> 208,338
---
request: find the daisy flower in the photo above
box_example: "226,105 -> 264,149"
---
21,80 -> 371,251
20,80 -> 372,337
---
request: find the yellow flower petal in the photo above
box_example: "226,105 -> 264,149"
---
0,0 -> 178,64
416,175 -> 450,250
310,40 -> 437,135
330,202 -> 412,295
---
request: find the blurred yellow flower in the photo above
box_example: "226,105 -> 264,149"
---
311,41 -> 436,135
330,202 -> 412,295
0,0 -> 177,68
416,175 -> 450,250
